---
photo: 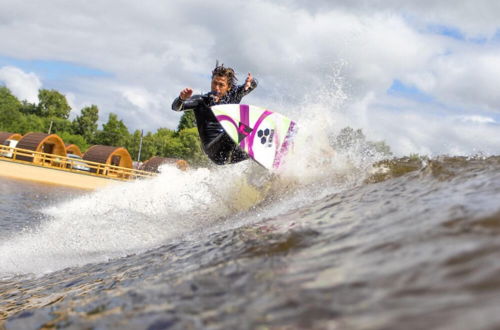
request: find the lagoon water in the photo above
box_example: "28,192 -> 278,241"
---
1,142 -> 500,329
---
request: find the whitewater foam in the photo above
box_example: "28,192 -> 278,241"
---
0,163 -> 270,277
0,95 -> 388,277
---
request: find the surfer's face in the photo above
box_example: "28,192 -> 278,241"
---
211,75 -> 230,98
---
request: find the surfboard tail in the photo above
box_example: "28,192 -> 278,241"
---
273,121 -> 297,169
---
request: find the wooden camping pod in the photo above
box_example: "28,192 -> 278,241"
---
65,144 -> 83,157
15,133 -> 67,164
83,145 -> 133,177
140,156 -> 188,173
0,132 -> 22,144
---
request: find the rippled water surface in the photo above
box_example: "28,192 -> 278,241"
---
1,156 -> 500,329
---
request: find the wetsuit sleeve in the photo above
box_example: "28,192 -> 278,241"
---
240,78 -> 258,96
171,95 -> 205,112
171,97 -> 184,111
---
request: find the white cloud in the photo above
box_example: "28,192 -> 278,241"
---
456,115 -> 496,124
122,88 -> 158,110
0,66 -> 41,103
404,50 -> 500,111
283,0 -> 500,38
340,94 -> 500,156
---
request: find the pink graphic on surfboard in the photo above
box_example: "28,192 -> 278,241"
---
211,104 -> 297,170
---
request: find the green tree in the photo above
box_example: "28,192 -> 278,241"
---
45,117 -> 73,135
73,105 -> 99,143
138,132 -> 159,160
96,113 -> 130,147
334,127 -> 365,150
333,127 -> 392,156
58,131 -> 89,152
162,135 -> 184,158
38,89 -> 71,119
19,100 -> 40,116
125,129 -> 143,161
179,127 -> 208,165
0,86 -> 22,131
177,111 -> 196,131
154,128 -> 180,157
15,114 -> 45,134
369,141 -> 392,156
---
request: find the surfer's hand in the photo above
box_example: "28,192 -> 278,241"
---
180,88 -> 193,101
244,73 -> 253,90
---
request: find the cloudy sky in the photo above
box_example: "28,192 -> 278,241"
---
0,0 -> 499,156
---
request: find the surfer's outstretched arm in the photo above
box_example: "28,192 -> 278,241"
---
172,93 -> 205,112
232,73 -> 258,103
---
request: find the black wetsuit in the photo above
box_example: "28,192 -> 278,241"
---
172,79 -> 258,165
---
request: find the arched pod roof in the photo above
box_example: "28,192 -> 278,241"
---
83,145 -> 133,169
65,144 -> 83,157
0,132 -> 22,144
16,133 -> 67,163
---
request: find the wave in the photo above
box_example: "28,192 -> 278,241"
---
0,110 -> 385,277
367,155 -> 500,183
4,107 -> 497,278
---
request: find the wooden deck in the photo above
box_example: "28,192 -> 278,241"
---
0,158 -> 123,190
0,145 -> 155,190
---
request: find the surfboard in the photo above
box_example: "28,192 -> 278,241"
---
211,104 -> 297,170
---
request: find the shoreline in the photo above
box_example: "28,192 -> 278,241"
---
0,158 -> 124,190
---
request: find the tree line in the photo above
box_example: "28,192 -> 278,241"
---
1,85 -> 392,166
0,86 -> 209,165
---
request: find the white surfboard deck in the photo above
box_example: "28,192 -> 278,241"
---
211,104 -> 297,170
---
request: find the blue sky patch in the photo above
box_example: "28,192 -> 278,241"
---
387,79 -> 434,103
0,55 -> 112,81
425,24 -> 491,44
492,29 -> 500,42
427,24 -> 465,41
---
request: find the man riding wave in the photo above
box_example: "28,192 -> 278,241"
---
172,63 -> 258,165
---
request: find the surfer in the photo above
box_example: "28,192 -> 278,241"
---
172,63 -> 258,165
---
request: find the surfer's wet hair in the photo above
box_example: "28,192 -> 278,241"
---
212,62 -> 237,88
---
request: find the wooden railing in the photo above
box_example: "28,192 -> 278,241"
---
0,145 -> 156,181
